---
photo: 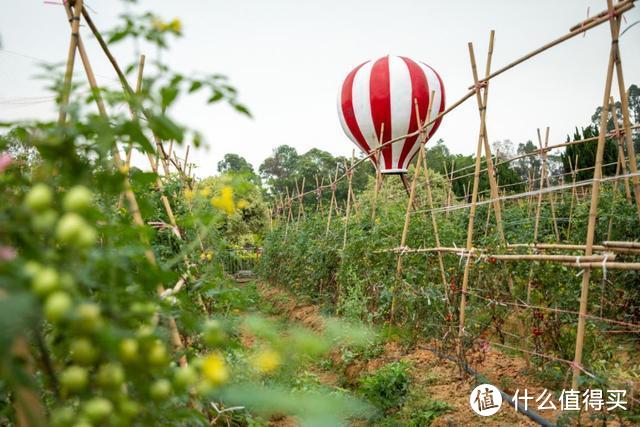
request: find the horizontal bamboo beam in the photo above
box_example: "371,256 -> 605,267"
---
603,241 -> 640,249
560,261 -> 640,270
507,243 -> 640,254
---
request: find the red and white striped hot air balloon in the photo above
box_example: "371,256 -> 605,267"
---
338,55 -> 445,174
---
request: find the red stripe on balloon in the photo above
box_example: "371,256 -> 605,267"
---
397,57 -> 430,168
369,56 -> 393,170
423,62 -> 446,139
340,62 -> 371,155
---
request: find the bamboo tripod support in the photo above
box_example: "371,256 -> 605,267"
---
62,2 -> 186,361
326,166 -> 339,236
571,0 -> 619,389
342,152 -> 355,250
468,31 -> 507,245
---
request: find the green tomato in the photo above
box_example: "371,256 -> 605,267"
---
119,338 -> 139,363
74,303 -> 102,334
24,183 -> 53,212
149,379 -> 172,401
63,186 -> 93,213
117,398 -> 140,419
31,266 -> 60,297
32,209 -> 58,233
56,213 -> 96,248
70,338 -> 97,366
97,363 -> 125,389
173,365 -> 197,390
77,225 -> 97,248
82,397 -> 113,423
50,406 -> 75,427
60,365 -> 88,393
147,341 -> 168,367
44,291 -> 72,323
24,261 -> 43,278
60,272 -> 77,292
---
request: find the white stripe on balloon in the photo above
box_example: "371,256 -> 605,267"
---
388,55 -> 413,173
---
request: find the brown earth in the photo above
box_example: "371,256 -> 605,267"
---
253,282 -> 634,427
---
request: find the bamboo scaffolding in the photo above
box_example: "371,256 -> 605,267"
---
609,1 -> 640,222
63,2 -> 186,362
416,96 -> 448,291
342,153 -> 355,250
469,32 -> 506,245
572,0 -> 618,389
326,165 -> 339,236
391,139 -> 425,324
458,40 -> 488,342
538,128 -> 560,240
611,99 -> 632,201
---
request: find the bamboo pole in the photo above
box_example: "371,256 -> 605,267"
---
469,33 -> 506,245
572,0 -> 618,389
414,94 -> 446,288
342,155 -> 354,250
58,0 -> 83,125
609,2 -> 640,222
567,154 -> 578,235
124,54 -> 146,169
611,99 -> 632,202
390,141 -> 425,324
326,166 -> 339,236
458,49 -> 487,341
539,128 -> 560,240
64,3 -> 186,361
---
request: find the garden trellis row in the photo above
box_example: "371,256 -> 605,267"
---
273,0 -> 640,393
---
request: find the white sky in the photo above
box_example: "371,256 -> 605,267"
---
1,1 -> 639,177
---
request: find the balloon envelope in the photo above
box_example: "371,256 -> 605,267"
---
338,55 -> 445,174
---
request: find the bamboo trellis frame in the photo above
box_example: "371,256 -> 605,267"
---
273,0 -> 640,393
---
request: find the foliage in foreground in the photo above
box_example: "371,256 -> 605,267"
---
0,5 -> 377,426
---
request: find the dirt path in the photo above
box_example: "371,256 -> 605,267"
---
253,282 -> 559,426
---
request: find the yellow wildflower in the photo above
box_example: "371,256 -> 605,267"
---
169,18 -> 182,33
236,199 -> 248,209
206,251 -> 213,261
198,187 -> 211,198
151,17 -> 165,32
184,189 -> 194,202
202,353 -> 228,386
251,349 -> 281,374
211,186 -> 235,214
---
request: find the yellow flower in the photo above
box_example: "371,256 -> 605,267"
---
251,349 -> 281,374
151,17 -> 165,32
375,217 -> 381,225
206,251 -> 213,261
198,188 -> 211,198
169,18 -> 182,33
202,353 -> 228,386
236,199 -> 248,209
211,186 -> 235,214
184,189 -> 193,202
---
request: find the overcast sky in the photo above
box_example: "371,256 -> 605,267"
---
1,1 -> 639,177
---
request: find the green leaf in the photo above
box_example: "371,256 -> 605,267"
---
148,114 -> 184,143
207,91 -> 224,103
120,120 -> 154,153
188,81 -> 203,93
232,103 -> 252,118
160,86 -> 179,110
